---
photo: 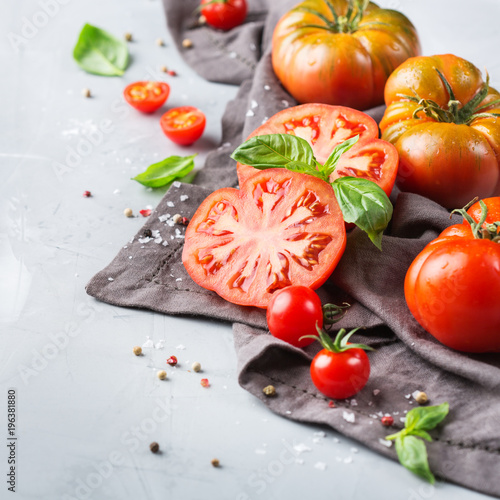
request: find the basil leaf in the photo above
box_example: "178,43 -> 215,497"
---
405,403 -> 450,433
395,435 -> 435,484
286,161 -> 326,179
132,155 -> 197,188
411,430 -> 433,442
322,135 -> 359,177
73,24 -> 129,76
331,177 -> 393,250
231,134 -> 317,171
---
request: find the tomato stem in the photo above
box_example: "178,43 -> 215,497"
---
323,302 -> 350,327
452,199 -> 500,241
300,326 -> 375,353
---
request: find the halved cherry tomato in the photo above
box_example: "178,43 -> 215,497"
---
200,0 -> 247,31
182,169 -> 346,308
267,286 -> 323,347
237,104 -> 398,197
123,81 -> 170,113
160,106 -> 206,146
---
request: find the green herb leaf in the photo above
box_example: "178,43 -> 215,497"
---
405,403 -> 450,433
73,24 -> 129,76
411,430 -> 433,442
231,134 -> 317,171
331,177 -> 393,250
322,135 -> 359,177
395,435 -> 435,484
132,155 -> 197,188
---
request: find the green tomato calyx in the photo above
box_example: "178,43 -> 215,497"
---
453,199 -> 500,242
300,326 -> 375,353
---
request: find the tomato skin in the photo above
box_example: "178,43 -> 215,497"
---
160,106 -> 206,146
405,199 -> 500,352
237,104 -> 398,197
272,0 -> 420,110
310,347 -> 370,400
123,81 -> 170,113
267,286 -> 323,348
380,54 -> 500,208
200,0 -> 247,31
465,197 -> 500,229
182,169 -> 346,308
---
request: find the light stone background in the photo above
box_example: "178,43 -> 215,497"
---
1,0 -> 499,499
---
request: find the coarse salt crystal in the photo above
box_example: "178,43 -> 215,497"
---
108,277 -> 114,282
154,340 -> 165,350
251,100 -> 258,109
113,189 -> 120,194
229,51 -> 237,58
400,417 -> 406,423
293,443 -> 311,454
373,389 -> 381,396
379,438 -> 393,448
246,109 -> 255,117
138,237 -> 152,244
173,181 -> 181,188
264,85 -> 270,90
342,411 -> 355,423
142,337 -> 154,348
152,230 -> 160,237
351,448 -> 359,453
180,195 -> 189,202
350,399 -> 358,406
313,431 -> 326,438
332,437 -> 340,444
158,214 -> 170,222
281,100 -> 289,107
167,201 -> 174,207
285,410 -> 291,415
176,344 -> 186,350
162,241 -> 169,246
176,278 -> 182,282
344,456 -> 353,464
128,256 -> 133,259
154,237 -> 162,244
249,43 -> 256,51
314,462 -> 327,471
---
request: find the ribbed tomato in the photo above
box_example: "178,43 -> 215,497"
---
380,54 -> 500,208
271,0 -> 420,110
237,104 -> 398,197
182,169 -> 346,308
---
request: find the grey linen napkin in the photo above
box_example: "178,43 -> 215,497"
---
86,0 -> 500,496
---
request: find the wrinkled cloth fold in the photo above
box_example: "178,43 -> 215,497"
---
86,0 -> 500,496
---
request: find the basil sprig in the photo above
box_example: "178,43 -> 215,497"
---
386,402 -> 450,483
231,134 -> 392,249
73,24 -> 129,76
132,154 -> 197,188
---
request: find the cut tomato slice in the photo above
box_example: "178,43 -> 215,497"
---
160,106 -> 206,146
237,104 -> 398,197
182,169 -> 346,308
123,81 -> 170,113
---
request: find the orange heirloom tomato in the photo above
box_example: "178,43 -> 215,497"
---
237,104 -> 398,197
380,54 -> 500,208
405,198 -> 500,353
182,169 -> 346,308
271,0 -> 420,110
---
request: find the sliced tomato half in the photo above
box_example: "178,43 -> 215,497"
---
237,104 -> 398,197
123,81 -> 170,113
182,169 -> 346,308
160,106 -> 206,146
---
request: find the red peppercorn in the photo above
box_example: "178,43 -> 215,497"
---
180,217 -> 189,226
166,355 -> 178,366
168,70 -> 177,76
328,401 -> 335,408
201,378 -> 210,388
139,209 -> 152,217
381,416 -> 394,427
83,190 -> 92,197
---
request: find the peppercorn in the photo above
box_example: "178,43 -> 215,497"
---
168,70 -> 177,77
83,190 -> 92,197
160,65 -> 168,73
133,346 -> 142,356
182,38 -> 193,49
180,217 -> 189,226
124,32 -> 133,42
198,15 -> 206,25
157,370 -> 167,380
415,391 -> 429,405
381,416 -> 394,427
156,38 -> 164,46
211,458 -> 220,467
143,228 -> 153,238
191,361 -> 201,372
262,385 -> 276,397
150,442 -> 160,453
82,88 -> 91,98
200,378 -> 210,387
124,208 -> 133,218
172,214 -> 182,224
167,355 -> 178,366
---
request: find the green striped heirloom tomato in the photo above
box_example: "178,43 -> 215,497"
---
271,0 -> 420,110
380,54 -> 500,208
404,198 -> 500,352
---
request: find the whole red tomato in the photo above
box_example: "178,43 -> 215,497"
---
380,54 -> 500,208
182,169 -> 346,308
405,198 -> 500,352
237,104 -> 398,197
200,0 -> 247,31
304,327 -> 372,400
271,0 -> 420,110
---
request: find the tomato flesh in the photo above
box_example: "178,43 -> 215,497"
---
123,81 -> 170,113
310,347 -> 370,400
160,106 -> 206,146
183,169 -> 346,308
266,286 -> 323,347
237,104 -> 398,198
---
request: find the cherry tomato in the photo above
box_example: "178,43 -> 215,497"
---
123,81 -> 170,113
182,169 -> 346,308
236,104 -> 398,197
201,0 -> 247,31
307,328 -> 371,400
160,106 -> 206,146
405,198 -> 500,352
267,286 -> 323,348
272,0 -> 420,110
380,54 -> 500,208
